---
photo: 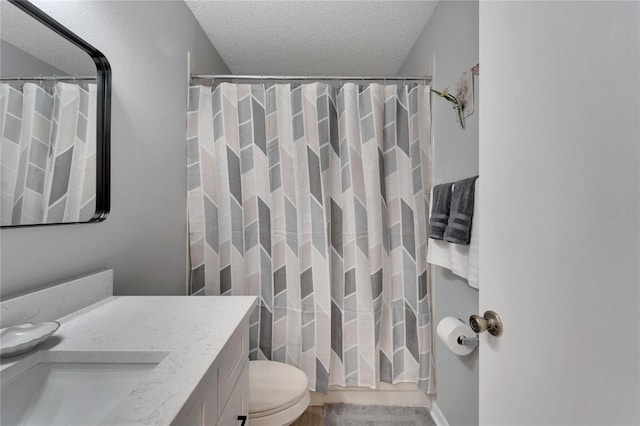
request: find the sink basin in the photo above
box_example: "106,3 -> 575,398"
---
1,361 -> 157,425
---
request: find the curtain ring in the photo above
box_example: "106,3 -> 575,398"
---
261,74 -> 264,86
383,76 -> 386,86
235,75 -> 239,84
39,74 -> 43,86
73,74 -> 77,84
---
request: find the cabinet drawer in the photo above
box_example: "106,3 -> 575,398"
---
218,360 -> 249,426
218,319 -> 249,410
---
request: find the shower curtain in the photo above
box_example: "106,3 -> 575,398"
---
187,82 -> 434,394
0,82 -> 97,225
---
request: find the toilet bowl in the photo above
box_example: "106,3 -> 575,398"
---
249,361 -> 310,426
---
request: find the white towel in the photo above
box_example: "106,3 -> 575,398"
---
426,238 -> 451,271
427,180 -> 479,289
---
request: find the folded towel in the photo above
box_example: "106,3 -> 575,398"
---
450,180 -> 479,288
444,176 -> 478,245
428,183 -> 454,240
427,179 -> 480,288
427,237 -> 451,270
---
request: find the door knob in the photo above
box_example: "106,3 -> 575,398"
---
469,310 -> 503,336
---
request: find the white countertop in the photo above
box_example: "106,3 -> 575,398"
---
1,295 -> 257,425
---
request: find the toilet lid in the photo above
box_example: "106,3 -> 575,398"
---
249,361 -> 309,417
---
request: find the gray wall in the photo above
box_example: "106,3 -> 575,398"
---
398,1 -> 479,425
1,1 -> 230,298
1,40 -> 67,78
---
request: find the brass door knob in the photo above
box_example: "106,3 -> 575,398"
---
469,310 -> 503,336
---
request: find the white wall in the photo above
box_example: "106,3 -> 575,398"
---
480,1 -> 639,424
1,1 -> 230,298
398,1 -> 479,425
0,40 -> 66,78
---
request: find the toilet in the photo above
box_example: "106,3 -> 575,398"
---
249,361 -> 310,426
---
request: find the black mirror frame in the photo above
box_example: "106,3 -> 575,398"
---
3,0 -> 110,228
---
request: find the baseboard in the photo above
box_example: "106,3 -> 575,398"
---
430,402 -> 449,426
309,383 -> 432,408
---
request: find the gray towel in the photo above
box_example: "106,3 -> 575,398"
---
443,176 -> 478,245
428,183 -> 454,240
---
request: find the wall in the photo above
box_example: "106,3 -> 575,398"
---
479,2 -> 639,425
398,1 -> 479,425
1,1 -> 230,298
1,40 -> 66,78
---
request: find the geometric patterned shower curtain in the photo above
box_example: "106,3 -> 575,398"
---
0,82 -> 96,225
186,82 -> 435,394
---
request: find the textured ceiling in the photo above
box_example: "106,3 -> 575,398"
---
185,0 -> 438,76
1,1 -> 96,76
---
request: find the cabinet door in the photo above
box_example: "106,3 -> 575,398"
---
181,401 -> 204,426
203,368 -> 219,426
172,365 -> 218,426
218,320 -> 249,411
218,361 -> 249,426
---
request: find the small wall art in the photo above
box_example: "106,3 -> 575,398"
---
454,70 -> 474,118
431,63 -> 478,130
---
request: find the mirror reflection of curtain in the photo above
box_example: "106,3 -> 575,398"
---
0,82 -> 96,225
187,82 -> 434,395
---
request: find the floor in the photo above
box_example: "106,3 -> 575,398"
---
292,406 -> 324,426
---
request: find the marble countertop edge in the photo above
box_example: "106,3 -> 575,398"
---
1,295 -> 258,426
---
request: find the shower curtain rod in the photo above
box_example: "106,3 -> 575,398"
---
191,74 -> 432,83
0,75 -> 96,82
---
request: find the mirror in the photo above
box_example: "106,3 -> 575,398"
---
0,0 -> 110,227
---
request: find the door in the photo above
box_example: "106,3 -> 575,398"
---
479,2 -> 639,425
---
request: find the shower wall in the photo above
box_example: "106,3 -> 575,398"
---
399,1 -> 479,425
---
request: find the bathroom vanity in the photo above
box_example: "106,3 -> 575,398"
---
0,270 -> 257,425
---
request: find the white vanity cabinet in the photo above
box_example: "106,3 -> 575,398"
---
175,320 -> 250,426
0,271 -> 257,426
